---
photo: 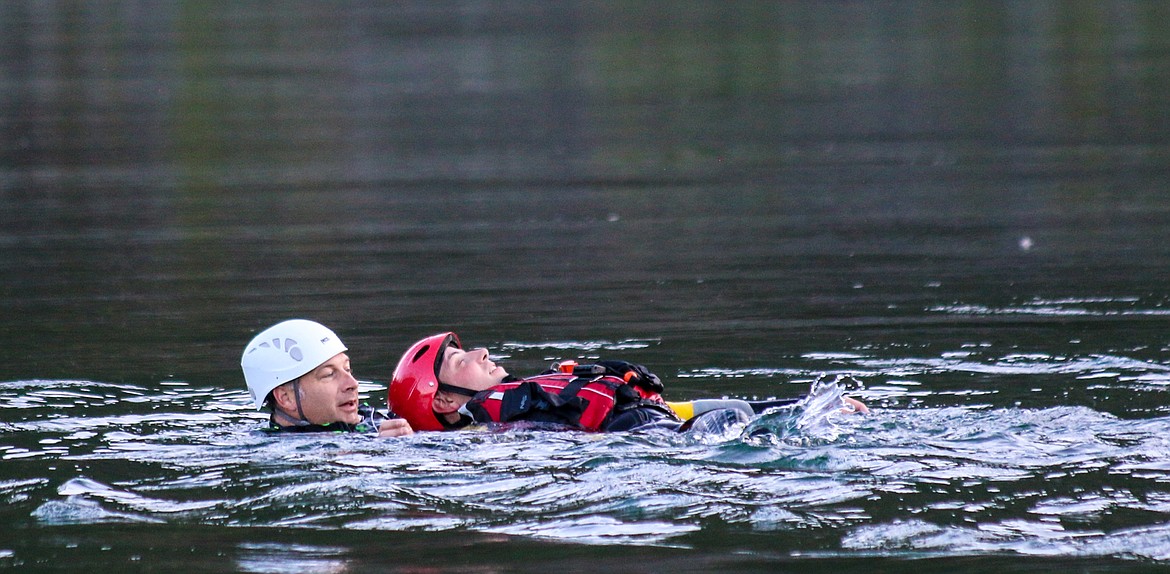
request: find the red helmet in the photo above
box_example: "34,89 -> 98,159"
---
389,332 -> 461,431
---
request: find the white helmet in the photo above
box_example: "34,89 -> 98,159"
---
240,319 -> 348,410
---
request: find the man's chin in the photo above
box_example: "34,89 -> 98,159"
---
334,405 -> 361,425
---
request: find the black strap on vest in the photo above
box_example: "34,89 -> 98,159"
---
558,376 -> 592,401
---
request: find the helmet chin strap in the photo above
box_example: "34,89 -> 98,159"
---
435,382 -> 476,430
292,379 -> 310,422
437,382 -> 479,397
272,379 -> 312,427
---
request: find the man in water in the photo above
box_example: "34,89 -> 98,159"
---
388,332 -> 866,433
241,319 -> 413,437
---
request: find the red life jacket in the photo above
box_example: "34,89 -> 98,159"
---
464,372 -> 669,431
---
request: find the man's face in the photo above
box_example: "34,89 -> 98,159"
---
279,352 -> 361,425
438,345 -> 508,391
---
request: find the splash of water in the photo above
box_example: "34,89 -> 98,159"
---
741,375 -> 859,446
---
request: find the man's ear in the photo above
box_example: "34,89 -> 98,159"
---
432,390 -> 458,414
272,382 -> 298,412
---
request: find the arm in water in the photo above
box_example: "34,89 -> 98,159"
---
667,396 -> 868,420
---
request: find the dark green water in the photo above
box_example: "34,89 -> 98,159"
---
3,2 -> 1170,572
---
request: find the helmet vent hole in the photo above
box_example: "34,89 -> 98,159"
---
282,338 -> 302,361
412,345 -> 430,363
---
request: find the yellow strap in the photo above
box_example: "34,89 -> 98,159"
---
666,401 -> 694,420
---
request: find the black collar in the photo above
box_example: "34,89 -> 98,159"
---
265,404 -> 383,434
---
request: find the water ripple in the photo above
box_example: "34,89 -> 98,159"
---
3,376 -> 1170,560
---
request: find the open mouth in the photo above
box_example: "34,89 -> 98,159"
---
339,399 -> 358,411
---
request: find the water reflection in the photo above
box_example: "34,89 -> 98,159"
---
4,2 -> 1168,186
236,542 -> 350,574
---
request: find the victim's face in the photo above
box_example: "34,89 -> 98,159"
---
438,345 -> 508,391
